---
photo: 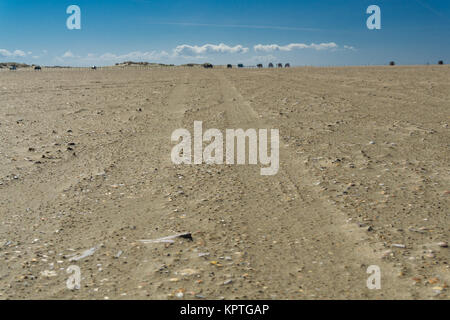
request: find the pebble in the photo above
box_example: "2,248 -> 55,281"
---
198,252 -> 210,257
40,270 -> 57,277
433,287 -> 443,295
114,250 -> 123,259
179,268 -> 198,276
382,250 -> 393,258
437,242 -> 448,248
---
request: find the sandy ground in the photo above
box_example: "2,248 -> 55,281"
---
0,65 -> 449,300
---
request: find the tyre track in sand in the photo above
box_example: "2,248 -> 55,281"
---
207,69 -> 416,298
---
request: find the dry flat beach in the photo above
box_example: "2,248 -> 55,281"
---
0,65 -> 449,299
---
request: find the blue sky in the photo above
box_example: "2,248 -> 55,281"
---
1,0 -> 449,66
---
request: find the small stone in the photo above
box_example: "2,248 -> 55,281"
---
382,250 -> 393,258
198,252 -> 210,257
433,287 -> 443,295
114,250 -> 123,259
223,279 -> 233,285
179,268 -> 198,276
40,270 -> 57,278
175,292 -> 184,298
437,242 -> 448,248
428,277 -> 439,284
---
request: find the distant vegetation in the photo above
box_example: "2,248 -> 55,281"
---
0,62 -> 30,69
182,63 -> 203,67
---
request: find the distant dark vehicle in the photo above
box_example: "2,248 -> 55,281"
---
268,63 -> 274,68
438,60 -> 444,65
257,64 -> 263,68
285,63 -> 290,68
237,64 -> 244,68
227,64 -> 232,69
389,61 -> 395,66
203,63 -> 213,69
91,65 -> 97,70
9,65 -> 17,71
34,66 -> 42,70
277,63 -> 283,68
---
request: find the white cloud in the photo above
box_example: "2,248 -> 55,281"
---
0,49 -> 28,58
62,51 -> 76,58
254,42 -> 339,52
0,49 -> 10,57
13,50 -> 26,57
53,50 -> 170,65
173,43 -> 249,56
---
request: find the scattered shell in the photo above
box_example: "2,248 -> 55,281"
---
40,270 -> 57,278
139,232 -> 193,244
437,242 -> 448,248
179,268 -> 198,276
69,245 -> 101,262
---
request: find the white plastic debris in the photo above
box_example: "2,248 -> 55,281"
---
69,245 -> 102,261
139,232 -> 192,244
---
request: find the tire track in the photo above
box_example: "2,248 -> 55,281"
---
212,69 -> 414,298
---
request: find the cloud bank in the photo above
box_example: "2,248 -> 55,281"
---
254,42 -> 339,52
173,43 -> 249,56
0,49 -> 28,58
1,41 -> 354,66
